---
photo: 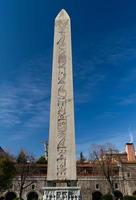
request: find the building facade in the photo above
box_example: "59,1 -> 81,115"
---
1,143 -> 136,200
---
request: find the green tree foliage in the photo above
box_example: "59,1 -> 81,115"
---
0,155 -> 16,192
36,155 -> 47,164
101,194 -> 113,200
124,196 -> 136,200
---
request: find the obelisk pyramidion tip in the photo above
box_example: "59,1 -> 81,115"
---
55,9 -> 70,21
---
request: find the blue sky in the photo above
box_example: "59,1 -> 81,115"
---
1,0 -> 136,158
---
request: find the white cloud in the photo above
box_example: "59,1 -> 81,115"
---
74,60 -> 106,104
0,55 -> 51,134
118,93 -> 136,106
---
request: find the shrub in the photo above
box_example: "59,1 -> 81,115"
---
101,194 -> 113,200
124,196 -> 136,200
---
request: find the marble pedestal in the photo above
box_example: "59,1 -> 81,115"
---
43,187 -> 80,200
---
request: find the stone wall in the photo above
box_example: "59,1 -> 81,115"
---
2,174 -> 136,200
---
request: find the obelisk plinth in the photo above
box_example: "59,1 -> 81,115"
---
47,9 -> 76,183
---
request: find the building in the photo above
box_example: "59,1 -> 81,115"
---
1,142 -> 136,200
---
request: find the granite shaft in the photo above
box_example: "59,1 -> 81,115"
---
47,9 -> 76,181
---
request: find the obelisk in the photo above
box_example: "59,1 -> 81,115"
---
43,9 -> 80,200
47,9 -> 76,183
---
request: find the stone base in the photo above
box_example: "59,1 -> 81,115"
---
43,186 -> 80,200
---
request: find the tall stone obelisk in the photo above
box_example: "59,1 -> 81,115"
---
47,9 -> 76,183
43,9 -> 80,200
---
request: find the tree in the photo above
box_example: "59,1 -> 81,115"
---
102,193 -> 113,200
16,150 -> 37,200
17,150 -> 27,164
90,144 -> 121,198
124,196 -> 136,200
36,155 -> 47,164
79,152 -> 86,163
0,153 -> 16,193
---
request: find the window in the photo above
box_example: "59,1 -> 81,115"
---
115,183 -> 118,189
95,184 -> 99,190
127,172 -> 131,178
32,184 -> 35,190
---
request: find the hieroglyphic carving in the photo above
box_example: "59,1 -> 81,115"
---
43,188 -> 81,200
56,20 -> 68,179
